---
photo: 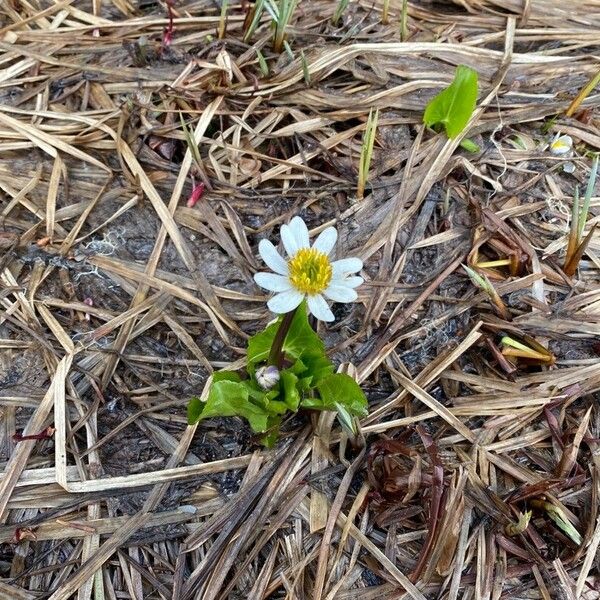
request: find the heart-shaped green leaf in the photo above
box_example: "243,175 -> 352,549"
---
302,372 -> 368,417
423,65 -> 478,139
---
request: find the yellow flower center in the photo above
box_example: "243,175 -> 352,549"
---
288,248 -> 332,295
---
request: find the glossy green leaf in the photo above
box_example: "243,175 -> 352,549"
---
302,373 -> 368,417
301,351 -> 334,385
280,370 -> 301,411
212,371 -> 242,383
187,396 -> 204,425
187,380 -> 270,432
423,65 -> 478,139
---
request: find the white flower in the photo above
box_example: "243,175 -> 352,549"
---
254,217 -> 363,322
549,134 -> 573,156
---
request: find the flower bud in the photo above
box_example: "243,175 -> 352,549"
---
255,365 -> 280,390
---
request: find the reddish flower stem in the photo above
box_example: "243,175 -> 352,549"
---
13,426 -> 55,442
162,0 -> 175,49
267,308 -> 297,369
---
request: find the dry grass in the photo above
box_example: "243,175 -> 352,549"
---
1,0 -> 600,598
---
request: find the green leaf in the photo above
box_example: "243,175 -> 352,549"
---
335,401 -> 358,436
247,319 -> 279,368
290,358 -> 309,375
302,373 -> 368,417
187,396 -> 204,425
302,351 -> 334,385
212,371 -> 242,383
544,503 -> 582,546
260,415 -> 282,448
460,138 -> 480,153
280,370 -> 301,411
247,302 -> 326,369
423,65 -> 478,139
187,380 -> 270,433
240,380 -> 269,404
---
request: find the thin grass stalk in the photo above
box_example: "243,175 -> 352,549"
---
256,49 -> 269,77
357,108 -> 379,200
270,0 -> 298,53
332,0 -> 349,26
566,69 -> 600,117
283,39 -> 293,58
400,0 -> 409,41
300,50 -> 310,85
218,0 -> 228,39
579,154 -> 598,239
382,0 -> 390,24
564,185 -> 580,269
243,0 -> 265,42
564,156 -> 598,275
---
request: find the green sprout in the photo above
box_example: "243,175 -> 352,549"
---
332,0 -> 350,26
382,0 -> 390,24
283,39 -> 294,59
462,264 -> 510,321
530,499 -> 582,546
423,65 -> 479,150
400,0 -> 409,40
256,48 -> 269,77
243,0 -> 265,42
357,108 -> 379,200
179,114 -> 203,172
268,0 -> 298,53
500,335 -> 555,365
505,510 -> 532,536
243,0 -> 298,53
563,155 -> 598,276
218,0 -> 228,39
300,49 -> 311,85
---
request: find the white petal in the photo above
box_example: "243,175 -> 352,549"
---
281,224 -> 300,257
332,257 -> 363,277
312,227 -> 337,255
289,216 -> 310,249
254,272 -> 292,292
307,294 -> 335,322
267,290 -> 304,314
259,240 -> 288,275
550,134 -> 572,156
338,276 -> 363,288
323,283 -> 358,303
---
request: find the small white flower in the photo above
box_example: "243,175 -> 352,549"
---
254,217 -> 363,322
549,134 -> 573,156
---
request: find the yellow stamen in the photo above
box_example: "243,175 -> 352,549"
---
288,248 -> 332,294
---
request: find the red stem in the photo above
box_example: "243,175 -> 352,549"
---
13,426 -> 55,442
162,0 -> 175,49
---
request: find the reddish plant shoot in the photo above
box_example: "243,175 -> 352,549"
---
187,180 -> 205,208
162,0 -> 175,49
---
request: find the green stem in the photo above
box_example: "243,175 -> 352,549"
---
268,308 -> 297,368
